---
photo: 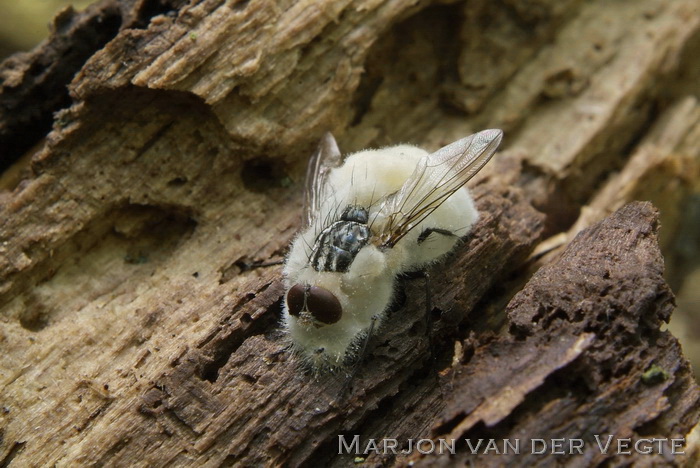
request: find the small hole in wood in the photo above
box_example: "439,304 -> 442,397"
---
241,158 -> 287,193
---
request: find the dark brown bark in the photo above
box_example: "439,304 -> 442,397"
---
422,202 -> 698,467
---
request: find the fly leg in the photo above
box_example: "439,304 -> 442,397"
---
339,314 -> 380,399
424,271 -> 436,359
400,270 -> 436,361
417,227 -> 457,244
416,270 -> 436,360
415,227 -> 461,356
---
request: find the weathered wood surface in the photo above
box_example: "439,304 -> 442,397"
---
1,0 -> 699,466
421,202 -> 698,467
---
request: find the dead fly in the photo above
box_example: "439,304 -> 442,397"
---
282,130 -> 503,372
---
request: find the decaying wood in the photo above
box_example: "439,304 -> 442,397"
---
1,0 -> 699,466
0,0 -> 164,170
419,202 -> 698,467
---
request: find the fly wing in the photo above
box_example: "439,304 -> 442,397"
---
375,129 -> 503,248
303,132 -> 343,228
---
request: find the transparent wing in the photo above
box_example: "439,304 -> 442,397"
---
303,132 -> 343,228
375,129 -> 503,248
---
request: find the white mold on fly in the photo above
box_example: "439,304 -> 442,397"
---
282,129 -> 503,371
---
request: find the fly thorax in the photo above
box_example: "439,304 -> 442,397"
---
310,206 -> 370,273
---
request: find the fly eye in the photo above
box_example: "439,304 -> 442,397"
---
286,284 -> 343,325
306,286 -> 342,324
286,284 -> 306,317
306,286 -> 343,325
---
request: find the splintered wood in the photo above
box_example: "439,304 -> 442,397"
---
0,0 -> 699,466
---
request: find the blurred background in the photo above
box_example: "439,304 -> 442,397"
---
0,0 -> 93,59
1,0 -> 699,380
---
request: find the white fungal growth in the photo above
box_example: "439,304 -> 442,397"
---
282,130 -> 503,371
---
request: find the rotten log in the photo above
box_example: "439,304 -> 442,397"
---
424,202 -> 698,467
1,0 -> 699,466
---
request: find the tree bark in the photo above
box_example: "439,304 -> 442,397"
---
1,0 -> 699,466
